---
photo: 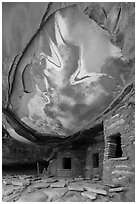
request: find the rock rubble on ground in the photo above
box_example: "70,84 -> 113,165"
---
2,174 -> 129,202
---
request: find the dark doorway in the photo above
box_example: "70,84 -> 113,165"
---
93,153 -> 99,168
63,157 -> 71,169
37,161 -> 49,174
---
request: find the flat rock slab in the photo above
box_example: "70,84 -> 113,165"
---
84,186 -> 107,195
33,181 -> 50,188
2,188 -> 14,197
2,192 -> 20,202
109,187 -> 124,193
3,179 -> 12,185
44,178 -> 58,183
30,177 -> 42,182
74,177 -> 84,181
94,197 -> 110,202
83,183 -> 106,189
68,184 -> 84,192
16,190 -> 48,202
65,178 -> 74,183
50,182 -> 66,188
12,179 -> 30,186
112,170 -> 134,177
2,185 -> 22,197
18,175 -> 33,180
63,195 -> 87,202
42,188 -> 67,201
57,178 -> 69,184
104,183 -> 120,188
52,187 -> 68,201
27,182 -> 50,192
62,191 -> 89,202
93,178 -> 100,181
81,191 -> 97,200
115,165 -> 133,171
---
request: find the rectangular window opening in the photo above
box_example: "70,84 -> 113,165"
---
108,133 -> 123,158
93,153 -> 99,168
63,157 -> 71,169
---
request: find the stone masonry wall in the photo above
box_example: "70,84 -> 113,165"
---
57,148 -> 86,178
85,141 -> 104,179
48,138 -> 104,179
103,92 -> 135,187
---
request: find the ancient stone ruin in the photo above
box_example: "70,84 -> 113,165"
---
47,83 -> 135,188
2,2 -> 135,202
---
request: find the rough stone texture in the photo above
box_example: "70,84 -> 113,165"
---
111,170 -> 134,177
103,83 -> 135,201
16,190 -> 48,202
109,187 -> 124,193
48,133 -> 104,179
58,178 -> 72,184
81,191 -> 97,200
50,187 -> 68,201
85,142 -> 104,179
84,186 -> 107,195
3,179 -> 12,185
2,174 -> 134,202
42,188 -> 68,201
74,177 -> 84,181
50,182 -> 66,188
68,183 -> 84,192
27,182 -> 49,192
82,182 -> 106,189
3,192 -> 21,202
12,179 -> 30,186
18,175 -> 33,180
2,188 -> 14,197
94,196 -> 110,202
60,191 -> 88,202
2,134 -> 53,165
49,148 -> 87,178
45,177 -> 58,183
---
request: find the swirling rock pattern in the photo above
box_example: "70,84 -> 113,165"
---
7,4 -> 123,137
3,3 -> 134,144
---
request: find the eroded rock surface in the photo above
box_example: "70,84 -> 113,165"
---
2,2 -> 134,144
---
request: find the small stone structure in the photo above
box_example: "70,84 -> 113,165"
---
48,130 -> 105,179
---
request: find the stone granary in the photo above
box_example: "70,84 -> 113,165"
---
48,82 -> 135,189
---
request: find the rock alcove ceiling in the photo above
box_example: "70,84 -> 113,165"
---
2,2 -> 135,150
